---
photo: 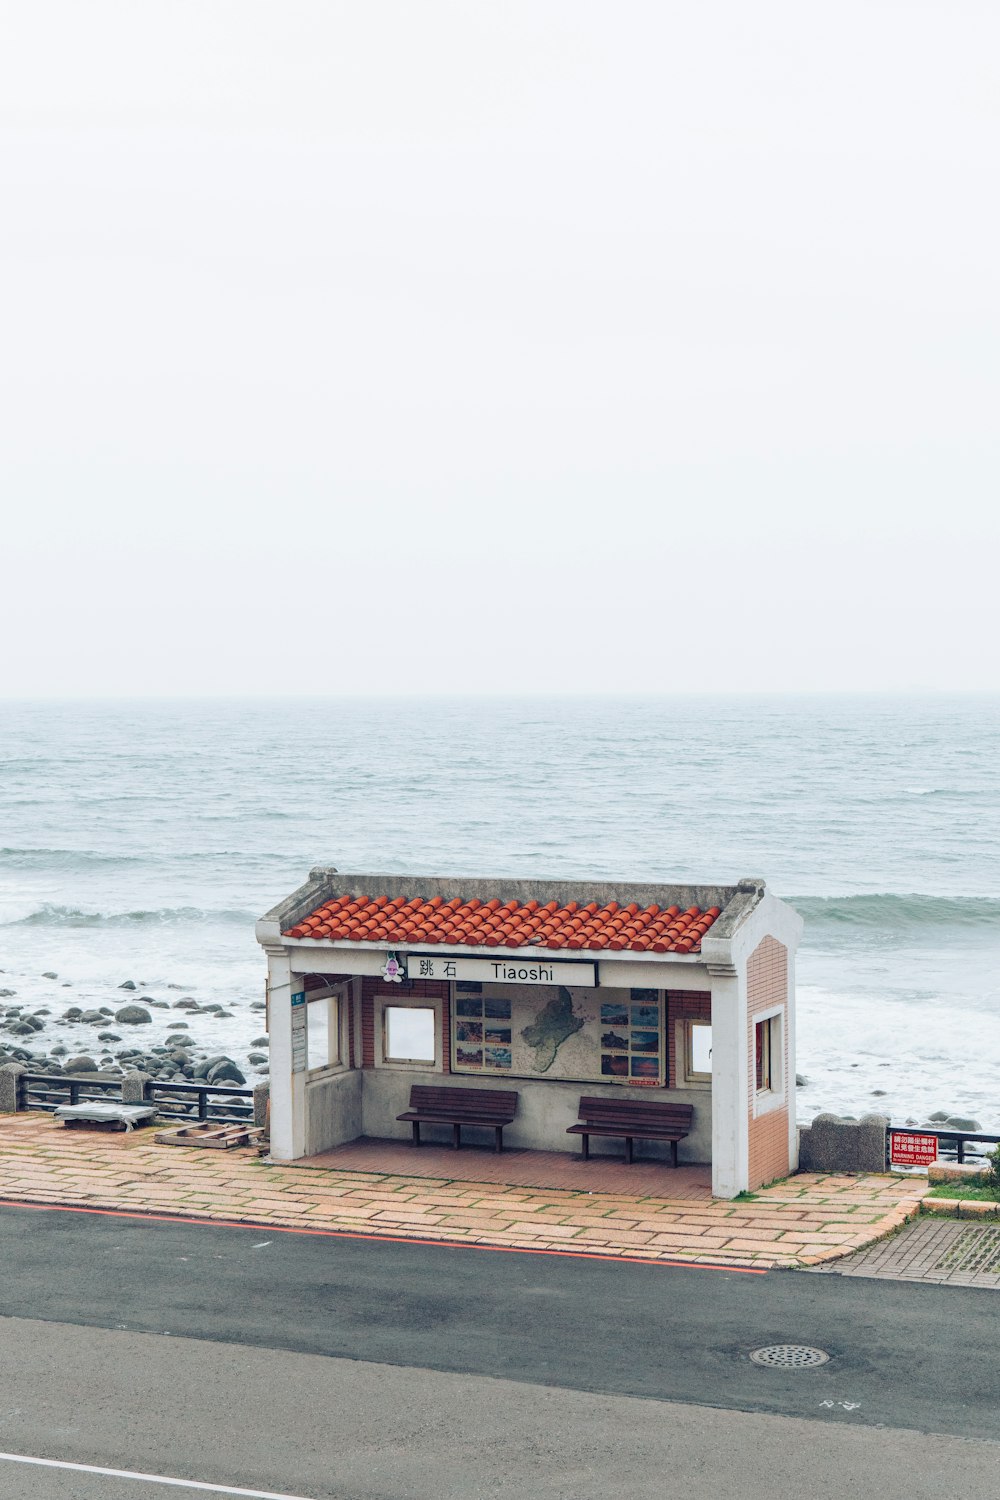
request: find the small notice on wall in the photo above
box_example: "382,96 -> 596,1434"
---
888,1131 -> 938,1167
291,990 -> 307,1074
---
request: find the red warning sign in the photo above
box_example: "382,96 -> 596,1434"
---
889,1131 -> 938,1167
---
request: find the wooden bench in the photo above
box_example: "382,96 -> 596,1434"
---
397,1085 -> 519,1153
567,1096 -> 694,1166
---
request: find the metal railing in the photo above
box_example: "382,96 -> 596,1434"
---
9,1069 -> 257,1127
145,1079 -> 254,1125
19,1072 -> 124,1113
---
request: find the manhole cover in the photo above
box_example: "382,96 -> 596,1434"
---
749,1344 -> 830,1368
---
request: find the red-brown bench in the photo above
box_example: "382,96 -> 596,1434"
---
567,1096 -> 694,1165
397,1084 -> 519,1153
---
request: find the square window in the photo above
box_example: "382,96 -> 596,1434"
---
384,1006 -> 436,1064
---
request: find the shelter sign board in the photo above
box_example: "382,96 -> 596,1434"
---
405,954 -> 596,987
291,990 -> 307,1074
889,1131 -> 937,1167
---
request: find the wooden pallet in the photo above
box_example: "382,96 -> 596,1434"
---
154,1123 -> 263,1150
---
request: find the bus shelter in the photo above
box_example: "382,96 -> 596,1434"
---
256,870 -> 802,1198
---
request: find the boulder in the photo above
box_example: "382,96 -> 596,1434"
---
173,998 -> 199,1010
115,1005 -> 152,1025
248,1052 -> 268,1065
97,1032 -> 121,1043
63,1008 -> 84,1021
80,1010 -> 105,1025
204,1057 -> 246,1086
945,1117 -> 982,1133
118,980 -> 137,990
65,1055 -> 98,1072
208,1061 -> 246,1086
251,1037 -> 269,1048
0,989 -> 16,998
193,1054 -> 227,1079
42,971 -> 58,980
6,1021 -> 36,1037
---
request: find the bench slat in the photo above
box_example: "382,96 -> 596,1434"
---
567,1123 -> 685,1140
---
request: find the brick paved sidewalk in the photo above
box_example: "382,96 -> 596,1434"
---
0,1113 -> 927,1269
815,1215 -> 1000,1288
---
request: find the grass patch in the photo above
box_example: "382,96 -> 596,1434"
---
927,1181 -> 1000,1202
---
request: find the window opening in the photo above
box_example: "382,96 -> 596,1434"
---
307,992 -> 340,1073
384,1006 -> 436,1064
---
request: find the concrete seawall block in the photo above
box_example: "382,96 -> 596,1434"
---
798,1112 -> 889,1174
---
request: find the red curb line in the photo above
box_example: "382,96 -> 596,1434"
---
0,1196 -> 769,1273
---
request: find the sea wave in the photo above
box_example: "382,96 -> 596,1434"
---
791,893 -> 1000,933
0,847 -> 146,869
2,904 -> 255,929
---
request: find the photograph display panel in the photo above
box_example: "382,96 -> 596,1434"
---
599,988 -> 663,1084
453,983 -> 512,1071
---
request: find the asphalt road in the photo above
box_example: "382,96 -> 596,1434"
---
0,1203 -> 998,1499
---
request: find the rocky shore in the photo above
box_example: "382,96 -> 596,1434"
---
0,972 -> 268,1087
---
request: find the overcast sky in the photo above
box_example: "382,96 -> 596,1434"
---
1,2 -> 997,696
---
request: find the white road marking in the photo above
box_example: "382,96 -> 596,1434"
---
0,1451 -> 316,1498
252,1242 -> 272,1249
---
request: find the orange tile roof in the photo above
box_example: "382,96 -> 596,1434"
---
284,894 -> 722,954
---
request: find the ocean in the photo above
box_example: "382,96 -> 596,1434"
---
1,695 -> 998,1129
